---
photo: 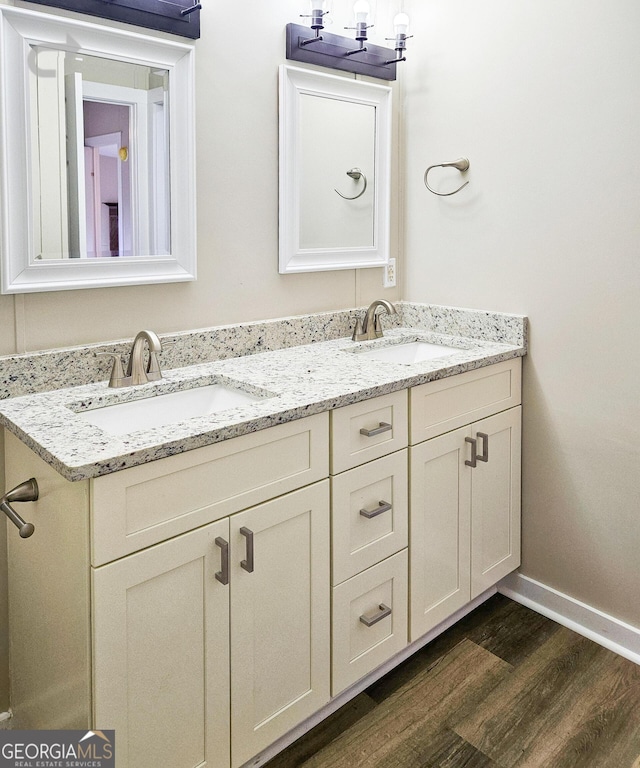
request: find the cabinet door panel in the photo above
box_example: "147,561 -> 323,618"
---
409,428 -> 471,640
92,519 -> 230,768
471,407 -> 521,597
229,482 -> 330,768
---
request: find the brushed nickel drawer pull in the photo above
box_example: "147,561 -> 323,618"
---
476,432 -> 489,463
359,501 -> 392,519
240,527 -> 254,573
359,603 -> 392,627
465,436 -> 477,468
215,537 -> 229,585
360,422 -> 392,438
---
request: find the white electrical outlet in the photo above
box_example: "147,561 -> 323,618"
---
383,258 -> 396,288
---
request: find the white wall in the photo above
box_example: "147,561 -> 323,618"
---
403,0 -> 640,625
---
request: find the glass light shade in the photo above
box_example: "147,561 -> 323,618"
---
393,12 -> 410,35
354,0 -> 370,23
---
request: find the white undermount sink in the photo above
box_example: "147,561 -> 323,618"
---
76,384 -> 261,436
355,341 -> 461,364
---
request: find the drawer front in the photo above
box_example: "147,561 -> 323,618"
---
410,358 -> 521,444
332,550 -> 408,696
331,390 -> 408,474
91,413 -> 329,565
331,450 -> 408,585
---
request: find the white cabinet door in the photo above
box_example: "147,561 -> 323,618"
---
92,519 -> 231,768
229,482 -> 330,768
409,427 -> 471,641
409,407 -> 522,640
471,406 -> 522,597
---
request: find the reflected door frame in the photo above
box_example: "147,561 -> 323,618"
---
84,132 -> 123,257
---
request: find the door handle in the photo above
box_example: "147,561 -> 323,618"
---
465,436 -> 477,467
214,537 -> 229,585
476,432 -> 489,462
240,527 -> 254,573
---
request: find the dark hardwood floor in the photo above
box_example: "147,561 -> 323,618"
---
266,594 -> 640,768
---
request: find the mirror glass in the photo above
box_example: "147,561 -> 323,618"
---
279,65 -> 391,274
299,94 -> 375,250
30,48 -> 170,261
0,7 -> 196,293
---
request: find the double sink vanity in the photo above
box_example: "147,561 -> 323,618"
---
0,302 -> 526,768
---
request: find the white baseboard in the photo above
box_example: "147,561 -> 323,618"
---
0,711 -> 11,729
498,572 -> 640,666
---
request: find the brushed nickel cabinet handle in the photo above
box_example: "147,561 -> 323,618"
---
465,436 -> 477,468
359,603 -> 392,627
360,422 -> 392,438
359,501 -> 392,519
476,432 -> 489,463
240,527 -> 254,573
215,537 -> 229,585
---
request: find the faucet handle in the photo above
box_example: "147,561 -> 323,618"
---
146,351 -> 162,382
373,313 -> 385,338
352,315 -> 365,342
95,352 -> 128,388
146,339 -> 175,381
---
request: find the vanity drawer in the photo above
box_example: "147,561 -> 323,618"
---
332,550 -> 408,696
331,450 -> 408,585
331,390 -> 408,474
90,413 -> 329,565
410,359 -> 521,444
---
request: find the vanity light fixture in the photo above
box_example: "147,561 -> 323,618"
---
299,0 -> 330,46
344,0 -> 373,56
286,2 -> 410,81
386,12 -> 412,64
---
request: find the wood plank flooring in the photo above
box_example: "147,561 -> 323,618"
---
266,594 -> 640,768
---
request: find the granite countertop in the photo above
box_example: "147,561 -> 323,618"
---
0,323 -> 525,481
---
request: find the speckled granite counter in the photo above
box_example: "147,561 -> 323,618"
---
0,304 -> 527,481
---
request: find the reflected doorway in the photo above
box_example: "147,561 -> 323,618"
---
84,125 -> 129,258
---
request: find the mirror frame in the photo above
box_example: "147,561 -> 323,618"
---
0,6 -> 196,294
278,65 -> 392,274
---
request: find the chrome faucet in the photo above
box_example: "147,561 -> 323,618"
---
99,330 -> 165,388
352,300 -> 397,342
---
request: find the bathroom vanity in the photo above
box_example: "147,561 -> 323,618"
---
0,307 -> 525,768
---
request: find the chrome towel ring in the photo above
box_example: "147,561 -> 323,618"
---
424,157 -> 470,196
335,168 -> 367,200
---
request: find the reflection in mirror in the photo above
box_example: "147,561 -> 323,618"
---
0,6 -> 196,293
279,66 -> 391,274
299,94 -> 375,250
30,48 -> 170,261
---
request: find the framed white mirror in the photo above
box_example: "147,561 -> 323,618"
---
0,6 -> 196,293
279,65 -> 392,274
